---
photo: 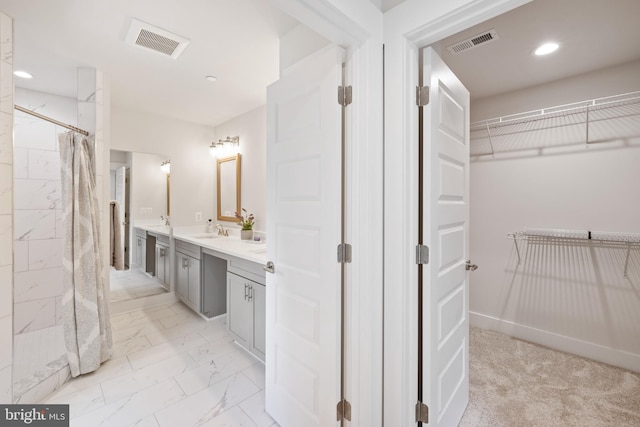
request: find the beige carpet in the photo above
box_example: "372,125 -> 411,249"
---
460,328 -> 640,426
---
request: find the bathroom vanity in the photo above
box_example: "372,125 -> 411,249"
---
172,229 -> 267,361
133,225 -> 172,287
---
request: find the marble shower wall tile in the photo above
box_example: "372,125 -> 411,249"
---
13,298 -> 57,334
0,11 -> 12,405
14,210 -> 56,241
14,117 -> 56,150
0,365 -> 11,403
0,265 -> 11,317
0,61 -> 12,113
27,149 -> 61,180
14,267 -> 63,303
0,111 -> 13,164
27,239 -> 63,270
0,315 -> 12,368
13,148 -> 28,178
0,215 -> 12,266
13,241 -> 27,272
0,13 -> 12,63
14,179 -> 61,210
0,163 -> 11,214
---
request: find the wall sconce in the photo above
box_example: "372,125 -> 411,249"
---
209,136 -> 239,158
160,160 -> 171,174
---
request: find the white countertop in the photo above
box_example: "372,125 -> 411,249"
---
172,229 -> 267,265
134,224 -> 171,237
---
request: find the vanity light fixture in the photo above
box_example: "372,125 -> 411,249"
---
534,42 -> 559,56
209,136 -> 239,157
14,70 -> 33,79
160,160 -> 171,174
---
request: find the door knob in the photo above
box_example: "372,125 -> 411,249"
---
465,260 -> 478,271
263,261 -> 275,274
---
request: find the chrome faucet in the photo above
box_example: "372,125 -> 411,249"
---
161,215 -> 170,226
215,224 -> 228,236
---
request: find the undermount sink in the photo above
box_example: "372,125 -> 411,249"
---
190,233 -> 220,239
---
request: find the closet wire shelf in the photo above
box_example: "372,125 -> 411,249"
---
508,228 -> 640,277
472,91 -> 640,156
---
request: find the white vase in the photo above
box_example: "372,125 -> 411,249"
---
241,229 -> 253,240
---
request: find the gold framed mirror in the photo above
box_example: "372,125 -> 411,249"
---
217,154 -> 241,222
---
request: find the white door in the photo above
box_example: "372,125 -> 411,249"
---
421,47 -> 470,426
265,45 -> 343,427
115,166 -> 130,267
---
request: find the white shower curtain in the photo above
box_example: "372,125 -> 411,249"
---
59,131 -> 113,377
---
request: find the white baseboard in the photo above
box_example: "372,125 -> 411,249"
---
470,311 -> 640,373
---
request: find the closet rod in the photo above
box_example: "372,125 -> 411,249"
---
14,105 -> 89,136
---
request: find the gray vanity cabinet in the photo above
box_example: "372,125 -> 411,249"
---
155,234 -> 170,290
252,282 -> 266,355
134,228 -> 147,271
228,272 -> 253,347
175,240 -> 201,312
227,259 -> 266,360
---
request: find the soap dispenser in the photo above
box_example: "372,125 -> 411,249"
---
206,219 -> 214,233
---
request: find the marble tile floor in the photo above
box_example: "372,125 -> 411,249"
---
109,268 -> 168,302
43,301 -> 277,427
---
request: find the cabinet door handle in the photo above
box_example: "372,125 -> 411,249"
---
248,285 -> 253,302
244,283 -> 248,300
182,257 -> 189,269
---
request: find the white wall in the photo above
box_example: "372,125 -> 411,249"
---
110,107 -> 216,227
469,61 -> 640,371
213,105 -> 267,232
472,59 -> 640,121
279,24 -> 330,75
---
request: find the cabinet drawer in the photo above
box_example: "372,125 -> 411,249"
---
228,258 -> 265,285
135,227 -> 147,239
155,234 -> 170,245
175,239 -> 201,259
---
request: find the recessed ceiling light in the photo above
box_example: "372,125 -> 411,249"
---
534,42 -> 559,56
205,75 -> 217,82
14,70 -> 33,79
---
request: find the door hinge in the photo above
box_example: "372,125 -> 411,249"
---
415,401 -> 429,423
337,399 -> 352,421
416,85 -> 430,107
337,243 -> 352,264
338,85 -> 353,107
416,244 -> 429,265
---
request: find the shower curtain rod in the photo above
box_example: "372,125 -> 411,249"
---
14,104 -> 90,136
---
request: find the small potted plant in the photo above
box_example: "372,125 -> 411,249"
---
235,208 -> 255,240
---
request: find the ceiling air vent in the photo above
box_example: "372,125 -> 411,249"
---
446,29 -> 499,55
125,18 -> 190,59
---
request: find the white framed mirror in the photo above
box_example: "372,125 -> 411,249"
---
217,154 -> 241,222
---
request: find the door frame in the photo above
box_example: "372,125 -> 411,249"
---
382,0 -> 530,425
270,1 -> 384,425
274,0 -> 532,424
